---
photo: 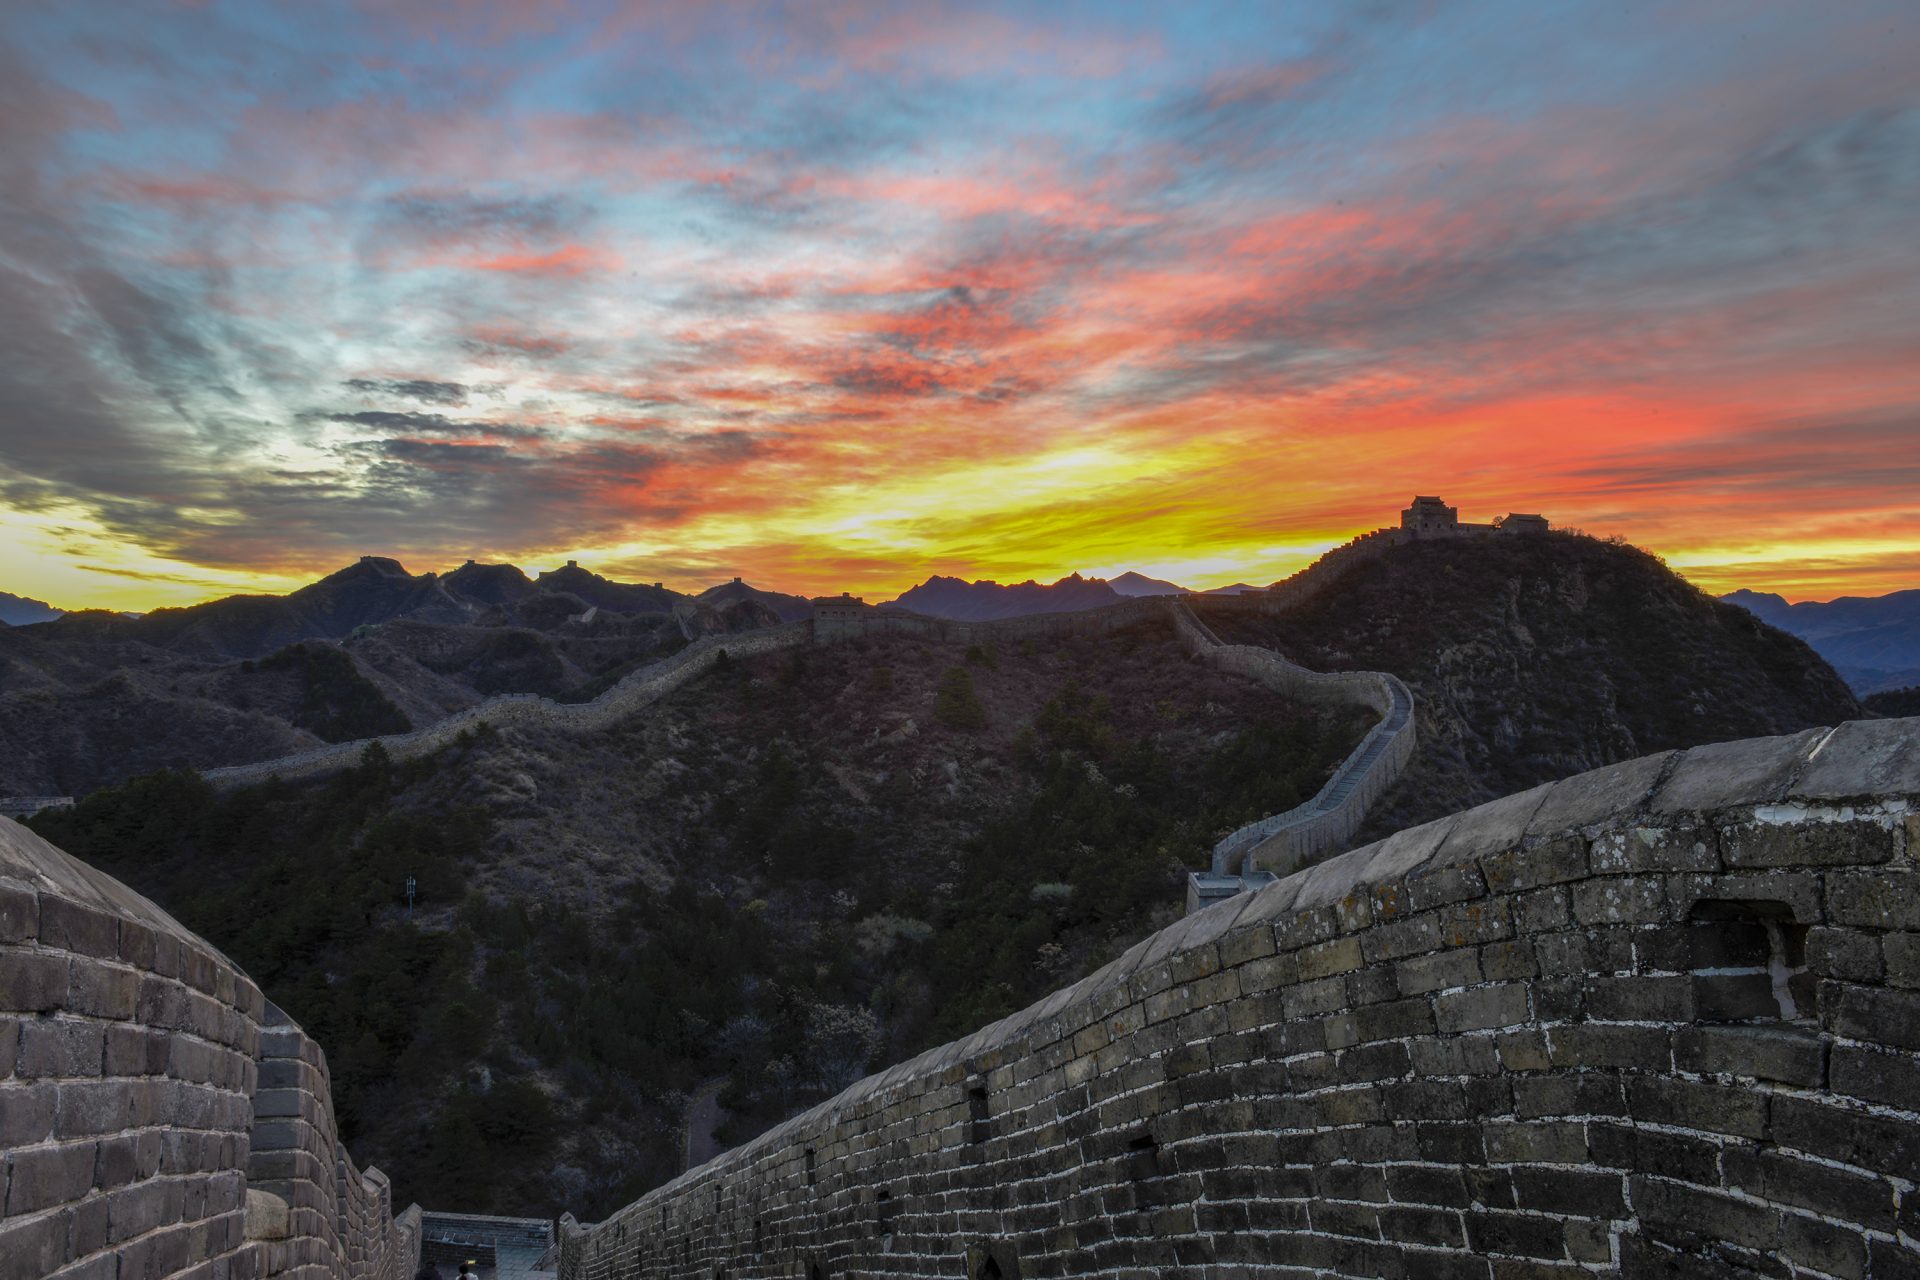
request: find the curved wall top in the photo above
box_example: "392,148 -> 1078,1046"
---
561,715 -> 1920,1279
0,815 -> 419,1280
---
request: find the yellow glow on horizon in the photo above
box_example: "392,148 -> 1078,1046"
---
0,502 -> 312,612
7,482 -> 1916,613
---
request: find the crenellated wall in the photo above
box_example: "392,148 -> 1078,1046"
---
560,717 -> 1920,1280
0,817 -> 419,1280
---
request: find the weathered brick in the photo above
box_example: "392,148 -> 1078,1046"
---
1547,1023 -> 1670,1072
1272,907 -> 1338,952
1396,948 -> 1482,995
55,1079 -> 133,1137
4,1139 -> 97,1214
1405,862 -> 1488,912
1464,1209 -> 1566,1259
1484,1120 -> 1587,1164
38,895 -> 119,959
1582,974 -> 1689,1022
1480,835 -> 1588,895
1478,939 -> 1537,982
1722,1145 -> 1895,1232
1435,983 -> 1531,1035
1827,869 -> 1920,929
1673,1024 -> 1825,1086
1589,825 -> 1718,874
1628,1076 -> 1768,1140
1511,885 -> 1570,932
1832,1043 -> 1920,1112
67,957 -> 138,1021
1721,816 -> 1896,868
0,1209 -> 68,1280
1829,983 -> 1920,1052
1571,876 -> 1669,925
1298,936 -> 1364,981
1631,1175 -> 1782,1255
1,949 -> 69,1013
0,882 -> 37,943
1512,1166 -> 1625,1216
17,1018 -> 104,1078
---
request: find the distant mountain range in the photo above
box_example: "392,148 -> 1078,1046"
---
0,591 -> 64,626
0,557 -> 808,794
880,572 -> 1263,620
1722,588 -> 1920,694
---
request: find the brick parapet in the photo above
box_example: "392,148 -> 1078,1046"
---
0,817 -> 420,1280
562,716 -> 1920,1279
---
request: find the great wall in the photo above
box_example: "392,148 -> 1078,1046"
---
0,815 -> 419,1280
557,716 -> 1920,1278
12,499 -> 1918,1277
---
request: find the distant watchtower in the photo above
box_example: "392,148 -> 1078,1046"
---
811,592 -> 868,644
1400,495 -> 1459,535
1496,512 -> 1550,535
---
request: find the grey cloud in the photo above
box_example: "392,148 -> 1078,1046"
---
341,377 -> 470,404
317,409 -> 549,439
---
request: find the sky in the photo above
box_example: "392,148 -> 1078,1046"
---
2,0 -> 1917,612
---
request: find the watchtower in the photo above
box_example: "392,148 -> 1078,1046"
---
1400,495 -> 1459,535
811,592 -> 869,644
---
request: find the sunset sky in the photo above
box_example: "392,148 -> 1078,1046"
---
2,1 -> 1917,612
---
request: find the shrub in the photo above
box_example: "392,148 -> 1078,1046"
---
933,666 -> 987,729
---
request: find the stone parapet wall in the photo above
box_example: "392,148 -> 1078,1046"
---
827,596 -> 1416,892
202,622 -> 810,792
561,717 -> 1920,1279
0,817 -> 418,1280
1204,646 -> 1417,878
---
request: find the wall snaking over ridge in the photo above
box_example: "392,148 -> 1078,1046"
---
200,621 -> 809,792
818,596 -> 1418,899
559,716 -> 1920,1279
0,816 -> 418,1280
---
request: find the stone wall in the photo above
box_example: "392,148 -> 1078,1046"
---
823,596 -> 1417,904
560,717 -> 1920,1279
1200,641 -> 1417,880
201,622 -> 810,792
818,596 -> 1178,648
0,816 -> 418,1280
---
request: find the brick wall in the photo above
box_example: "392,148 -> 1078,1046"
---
560,717 -> 1920,1279
201,622 -> 811,792
0,817 -> 418,1280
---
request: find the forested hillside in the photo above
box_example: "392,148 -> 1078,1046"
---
1196,532 -> 1860,837
31,618 -> 1365,1219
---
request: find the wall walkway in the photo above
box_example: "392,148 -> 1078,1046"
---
0,816 -> 419,1280
560,716 -> 1920,1279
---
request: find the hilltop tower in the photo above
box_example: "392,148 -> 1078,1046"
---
811,592 -> 869,643
1400,494 -> 1460,534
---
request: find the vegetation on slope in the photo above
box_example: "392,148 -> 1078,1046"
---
1863,686 -> 1920,718
32,618 -> 1365,1220
1195,532 -> 1861,837
256,642 -> 413,741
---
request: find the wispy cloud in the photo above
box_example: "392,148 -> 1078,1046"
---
0,0 -> 1916,609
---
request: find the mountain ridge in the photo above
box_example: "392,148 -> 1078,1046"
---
1722,586 -> 1920,694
